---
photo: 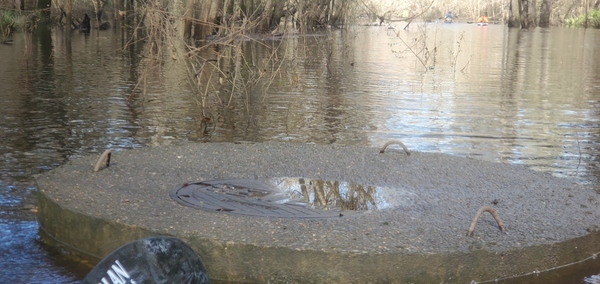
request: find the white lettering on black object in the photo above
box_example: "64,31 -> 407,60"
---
98,260 -> 136,284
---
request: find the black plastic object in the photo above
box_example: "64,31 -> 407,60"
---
81,236 -> 210,284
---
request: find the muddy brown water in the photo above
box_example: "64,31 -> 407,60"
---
1,23 -> 600,283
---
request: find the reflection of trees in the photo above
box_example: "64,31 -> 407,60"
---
295,178 -> 379,211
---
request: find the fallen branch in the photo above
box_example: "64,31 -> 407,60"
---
94,150 -> 112,172
467,206 -> 506,237
379,140 -> 410,155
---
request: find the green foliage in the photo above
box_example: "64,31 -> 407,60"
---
0,9 -> 39,38
565,9 -> 600,28
0,10 -> 18,34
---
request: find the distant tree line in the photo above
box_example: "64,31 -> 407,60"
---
38,0 -> 353,39
359,0 -> 600,29
2,0 -> 599,38
183,0 -> 352,39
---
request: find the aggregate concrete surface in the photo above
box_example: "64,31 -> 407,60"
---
36,142 -> 600,283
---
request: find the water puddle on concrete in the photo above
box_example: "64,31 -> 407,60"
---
171,177 -> 422,218
264,177 -> 393,211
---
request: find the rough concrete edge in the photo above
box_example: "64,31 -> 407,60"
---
36,192 -> 158,262
36,191 -> 600,283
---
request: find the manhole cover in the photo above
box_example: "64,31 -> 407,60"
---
170,178 -> 418,218
170,179 -> 343,218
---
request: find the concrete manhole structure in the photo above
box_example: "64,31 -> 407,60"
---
35,142 -> 600,283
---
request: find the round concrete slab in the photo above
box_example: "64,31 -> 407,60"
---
36,142 -> 600,283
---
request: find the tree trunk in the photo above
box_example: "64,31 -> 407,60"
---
232,0 -> 241,27
209,0 -> 221,32
243,0 -> 254,18
114,0 -> 120,23
584,0 -> 589,28
196,0 -> 218,40
221,0 -> 231,28
257,0 -> 286,32
65,0 -> 72,29
297,1 -> 305,33
92,0 -> 102,28
183,0 -> 195,39
329,0 -> 347,26
257,0 -> 274,32
539,0 -> 551,27
527,0 -> 537,28
507,0 -> 519,27
517,0 -> 528,28
328,0 -> 333,23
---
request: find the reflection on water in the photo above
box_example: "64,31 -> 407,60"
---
267,177 -> 423,212
268,177 -> 388,211
1,23 -> 600,282
584,274 -> 600,284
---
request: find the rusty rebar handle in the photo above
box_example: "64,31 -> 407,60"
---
93,150 -> 111,172
467,206 -> 506,237
379,140 -> 411,155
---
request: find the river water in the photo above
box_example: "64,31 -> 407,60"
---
1,22 -> 599,283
